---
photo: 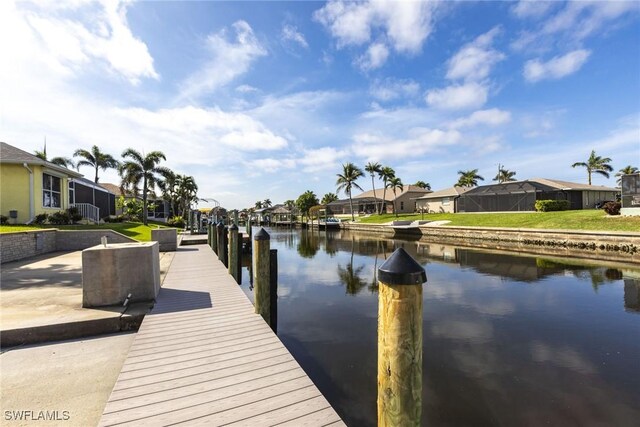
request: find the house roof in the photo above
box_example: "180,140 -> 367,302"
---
416,186 -> 471,200
99,183 -> 123,196
0,141 -> 83,177
530,178 -> 617,192
354,185 -> 431,201
462,178 -> 618,196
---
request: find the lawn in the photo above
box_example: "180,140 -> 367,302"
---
0,222 -> 177,241
353,210 -> 640,232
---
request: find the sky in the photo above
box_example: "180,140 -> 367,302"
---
1,0 -> 639,209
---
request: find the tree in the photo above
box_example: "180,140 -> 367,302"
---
572,150 -> 613,185
493,168 -> 517,183
157,169 -> 179,216
74,145 -> 119,183
615,165 -> 639,186
378,166 -> 395,214
263,198 -> 272,208
254,201 -> 263,209
386,177 -> 404,216
284,199 -> 296,209
176,175 -> 199,216
296,190 -> 319,222
365,162 -> 382,214
119,149 -> 170,225
321,192 -> 338,205
413,180 -> 431,190
456,169 -> 484,187
336,162 -> 365,221
34,148 -> 75,169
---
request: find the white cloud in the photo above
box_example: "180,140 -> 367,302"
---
524,49 -> 591,82
246,146 -> 347,174
11,0 -> 158,84
511,1 -> 555,19
235,84 -> 259,93
351,127 -> 461,161
446,26 -> 505,82
425,82 -> 488,110
369,78 -> 420,101
314,0 -> 439,69
449,108 -> 511,129
356,42 -> 389,71
281,24 -> 308,49
179,20 -> 266,100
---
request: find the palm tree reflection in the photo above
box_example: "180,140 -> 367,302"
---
338,237 -> 367,295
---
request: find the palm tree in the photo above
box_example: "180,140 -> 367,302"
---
176,175 -> 199,216
321,193 -> 338,205
493,168 -> 517,183
74,145 -> 119,183
119,149 -> 170,225
263,198 -> 272,208
413,180 -> 431,190
378,166 -> 395,214
336,162 -> 365,221
255,201 -> 263,209
456,169 -> 484,187
284,199 -> 296,209
34,148 -> 75,169
337,238 -> 367,295
571,150 -> 613,185
615,165 -> 639,186
386,177 -> 404,216
365,162 -> 382,214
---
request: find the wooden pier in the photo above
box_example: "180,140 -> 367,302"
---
99,244 -> 344,426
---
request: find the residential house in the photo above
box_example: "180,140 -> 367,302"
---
0,141 -> 83,223
415,186 -> 471,213
457,178 -> 619,212
328,185 -> 431,215
101,182 -> 171,222
69,176 -> 116,221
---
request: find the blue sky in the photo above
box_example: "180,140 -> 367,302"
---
1,1 -> 639,209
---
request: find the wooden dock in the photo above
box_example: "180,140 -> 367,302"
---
99,244 -> 344,426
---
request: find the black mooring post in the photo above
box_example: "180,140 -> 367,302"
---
269,249 -> 278,334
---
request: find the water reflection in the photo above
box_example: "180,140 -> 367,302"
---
238,229 -> 640,427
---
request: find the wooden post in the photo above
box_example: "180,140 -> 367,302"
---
216,223 -> 226,265
269,249 -> 278,333
222,226 -> 229,267
207,222 -> 212,247
377,247 -> 427,427
236,230 -> 243,284
228,224 -> 240,283
211,223 -> 218,254
252,228 -> 271,325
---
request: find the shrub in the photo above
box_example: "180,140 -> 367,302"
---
102,215 -> 125,223
67,206 -> 83,223
167,216 -> 185,228
48,211 -> 71,225
535,200 -> 571,212
0,215 -> 8,225
603,201 -> 621,216
33,213 -> 48,225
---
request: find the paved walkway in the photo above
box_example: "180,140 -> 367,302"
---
99,245 -> 344,426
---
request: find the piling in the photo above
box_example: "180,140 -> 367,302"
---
252,228 -> 271,326
228,224 -> 240,283
207,222 -> 212,247
211,223 -> 218,254
223,226 -> 229,267
216,223 -> 226,266
377,247 -> 427,427
269,249 -> 278,333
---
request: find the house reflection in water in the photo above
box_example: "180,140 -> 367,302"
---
624,279 -> 640,312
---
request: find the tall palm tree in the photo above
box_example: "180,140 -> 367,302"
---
34,148 -> 75,169
571,150 -> 613,185
321,192 -> 338,205
365,162 -> 382,214
176,175 -> 199,216
493,168 -> 517,183
74,145 -> 119,183
456,169 -> 484,187
413,180 -> 431,190
157,169 -> 179,216
615,165 -> 639,186
336,162 -> 365,221
386,177 -> 404,216
263,198 -> 272,208
255,201 -> 263,209
378,166 -> 395,214
119,149 -> 170,225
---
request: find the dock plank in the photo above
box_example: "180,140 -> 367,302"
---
99,245 -> 344,426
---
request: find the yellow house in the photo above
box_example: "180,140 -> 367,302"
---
0,141 -> 83,224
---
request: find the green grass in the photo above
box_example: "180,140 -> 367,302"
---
0,222 -> 177,241
353,210 -> 640,232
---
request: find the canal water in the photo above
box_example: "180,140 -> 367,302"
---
239,228 -> 640,427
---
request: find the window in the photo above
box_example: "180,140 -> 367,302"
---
68,181 -> 75,205
400,201 -> 404,210
43,173 -> 61,208
442,197 -> 451,206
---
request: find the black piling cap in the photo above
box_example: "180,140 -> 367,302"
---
229,224 -> 238,231
254,228 -> 270,241
378,248 -> 427,286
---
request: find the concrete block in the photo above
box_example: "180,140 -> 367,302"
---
152,228 -> 177,251
82,242 -> 160,308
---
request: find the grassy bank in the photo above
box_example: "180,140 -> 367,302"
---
353,210 -> 640,233
0,222 -> 176,241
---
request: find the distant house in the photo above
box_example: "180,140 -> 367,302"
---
69,177 -> 116,221
457,178 -> 618,213
328,185 -> 431,215
0,141 -> 83,223
101,182 -> 171,222
415,186 -> 471,214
